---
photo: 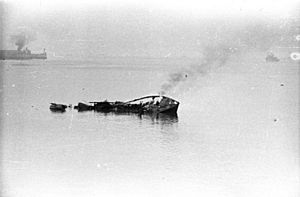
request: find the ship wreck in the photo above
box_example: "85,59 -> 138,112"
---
51,95 -> 180,115
0,48 -> 47,60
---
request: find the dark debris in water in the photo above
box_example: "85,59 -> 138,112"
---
50,96 -> 180,116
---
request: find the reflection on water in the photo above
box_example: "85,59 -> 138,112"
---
140,113 -> 179,130
75,110 -> 179,126
146,113 -> 178,123
50,109 -> 67,113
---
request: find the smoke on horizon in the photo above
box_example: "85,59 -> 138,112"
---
10,29 -> 36,51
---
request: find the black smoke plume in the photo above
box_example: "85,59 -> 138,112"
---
158,17 -> 292,95
11,32 -> 28,51
10,29 -> 36,51
159,45 -> 233,95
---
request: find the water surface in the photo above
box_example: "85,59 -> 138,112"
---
1,55 -> 299,197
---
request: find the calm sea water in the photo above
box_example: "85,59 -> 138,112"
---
1,55 -> 299,197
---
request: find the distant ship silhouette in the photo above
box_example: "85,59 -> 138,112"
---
0,47 -> 47,60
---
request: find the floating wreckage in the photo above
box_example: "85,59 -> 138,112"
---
49,103 -> 68,112
51,95 -> 180,115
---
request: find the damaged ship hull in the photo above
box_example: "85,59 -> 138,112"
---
76,95 -> 180,115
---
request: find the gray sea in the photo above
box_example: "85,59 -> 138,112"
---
1,54 -> 299,197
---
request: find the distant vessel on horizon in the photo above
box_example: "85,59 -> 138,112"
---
0,48 -> 47,60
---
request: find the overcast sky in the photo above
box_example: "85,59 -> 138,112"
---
1,0 -> 299,59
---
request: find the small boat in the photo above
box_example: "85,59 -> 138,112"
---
91,95 -> 179,115
49,103 -> 67,112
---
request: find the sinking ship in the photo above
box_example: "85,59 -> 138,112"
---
90,95 -> 180,115
0,48 -> 47,60
50,95 -> 180,115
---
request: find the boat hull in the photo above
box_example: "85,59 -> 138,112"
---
158,103 -> 179,115
73,95 -> 180,115
91,96 -> 179,115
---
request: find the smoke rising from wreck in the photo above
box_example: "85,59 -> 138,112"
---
10,30 -> 36,51
159,45 -> 233,95
158,17 -> 293,96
